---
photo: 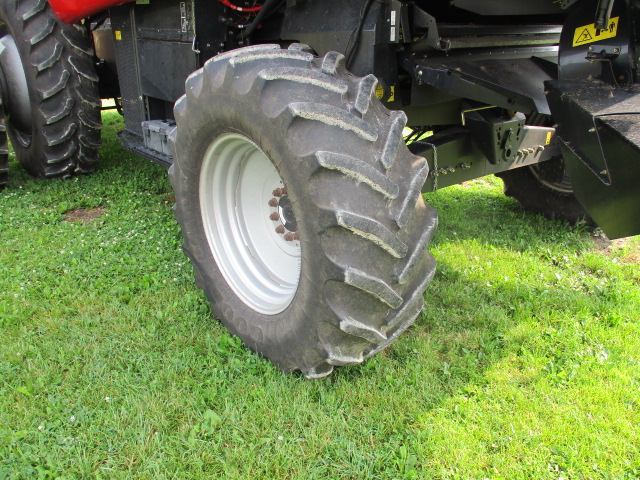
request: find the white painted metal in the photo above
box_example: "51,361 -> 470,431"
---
199,133 -> 301,315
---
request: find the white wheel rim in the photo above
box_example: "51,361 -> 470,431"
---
0,33 -> 33,143
200,133 -> 301,315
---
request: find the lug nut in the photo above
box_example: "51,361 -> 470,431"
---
284,233 -> 295,242
273,188 -> 284,197
269,212 -> 280,221
275,225 -> 285,234
268,198 -> 278,207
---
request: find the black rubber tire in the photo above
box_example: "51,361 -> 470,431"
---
0,0 -> 101,178
169,44 -> 438,378
0,106 -> 7,189
496,159 -> 592,225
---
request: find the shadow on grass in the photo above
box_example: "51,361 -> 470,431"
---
426,182 -> 594,253
322,182 -> 622,432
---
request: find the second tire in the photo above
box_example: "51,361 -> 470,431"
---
0,0 -> 102,179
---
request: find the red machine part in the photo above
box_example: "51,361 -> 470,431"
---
49,0 -> 262,23
217,0 -> 262,12
48,0 -> 134,23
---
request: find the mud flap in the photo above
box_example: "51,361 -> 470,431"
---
545,80 -> 640,239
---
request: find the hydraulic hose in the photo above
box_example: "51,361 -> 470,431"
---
594,0 -> 615,30
345,0 -> 375,69
238,0 -> 282,39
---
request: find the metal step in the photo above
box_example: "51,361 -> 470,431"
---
545,80 -> 640,239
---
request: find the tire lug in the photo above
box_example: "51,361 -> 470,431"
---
269,212 -> 280,221
268,198 -> 278,207
275,225 -> 285,234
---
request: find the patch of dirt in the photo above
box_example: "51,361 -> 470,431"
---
63,206 -> 105,223
591,233 -> 639,264
622,250 -> 640,264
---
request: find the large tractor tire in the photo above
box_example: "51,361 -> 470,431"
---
0,0 -> 101,179
169,44 -> 438,378
496,159 -> 592,225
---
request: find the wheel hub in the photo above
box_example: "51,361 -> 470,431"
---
277,196 -> 298,233
0,33 -> 32,134
268,188 -> 299,241
200,133 -> 302,315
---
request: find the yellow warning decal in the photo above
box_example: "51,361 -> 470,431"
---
546,132 -> 553,145
573,17 -> 619,46
114,30 -> 122,41
375,85 -> 396,102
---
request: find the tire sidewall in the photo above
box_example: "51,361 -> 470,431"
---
497,160 -> 592,224
0,0 -> 51,176
172,90 -> 333,370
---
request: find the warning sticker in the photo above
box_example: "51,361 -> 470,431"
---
572,16 -> 619,46
375,85 -> 396,102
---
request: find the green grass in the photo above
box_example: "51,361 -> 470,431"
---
1,111 -> 639,479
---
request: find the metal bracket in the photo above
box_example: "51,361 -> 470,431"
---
412,7 -> 450,51
413,58 -> 547,114
586,44 -> 621,61
465,110 -> 527,164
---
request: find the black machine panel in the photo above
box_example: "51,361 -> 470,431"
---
138,40 -> 198,103
135,0 -> 198,103
110,5 -> 144,135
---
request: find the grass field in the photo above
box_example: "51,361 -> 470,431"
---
1,111 -> 639,479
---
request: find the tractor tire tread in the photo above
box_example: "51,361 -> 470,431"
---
170,44 -> 437,377
1,0 -> 101,178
